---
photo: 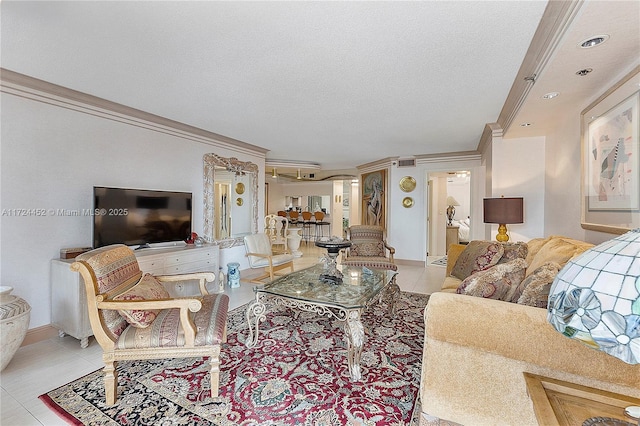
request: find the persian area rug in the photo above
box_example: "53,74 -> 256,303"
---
429,257 -> 447,267
40,292 -> 429,425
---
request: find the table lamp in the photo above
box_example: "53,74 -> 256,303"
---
547,228 -> 640,363
446,196 -> 460,226
547,228 -> 640,420
483,197 -> 524,242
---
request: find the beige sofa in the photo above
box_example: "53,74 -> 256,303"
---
420,236 -> 640,426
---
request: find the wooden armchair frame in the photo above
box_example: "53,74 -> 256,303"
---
244,233 -> 294,284
342,225 -> 397,271
71,245 -> 228,406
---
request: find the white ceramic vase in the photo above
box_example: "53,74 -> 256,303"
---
287,229 -> 303,257
0,286 -> 31,371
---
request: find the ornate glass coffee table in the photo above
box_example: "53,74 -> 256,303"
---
245,263 -> 399,381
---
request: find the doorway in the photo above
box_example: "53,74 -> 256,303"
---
426,171 -> 471,257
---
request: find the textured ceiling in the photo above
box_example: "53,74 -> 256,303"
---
2,2 -> 638,173
1,1 -> 548,170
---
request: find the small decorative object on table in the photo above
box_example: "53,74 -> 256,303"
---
315,237 -> 351,284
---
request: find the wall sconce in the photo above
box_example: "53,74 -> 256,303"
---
296,169 -> 302,180
271,168 -> 278,178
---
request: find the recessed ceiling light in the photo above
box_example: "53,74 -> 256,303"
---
543,92 -> 560,99
520,123 -> 532,127
579,35 -> 609,48
576,68 -> 593,76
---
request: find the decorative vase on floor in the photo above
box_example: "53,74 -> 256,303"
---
287,228 -> 303,257
0,286 -> 31,371
227,262 -> 241,288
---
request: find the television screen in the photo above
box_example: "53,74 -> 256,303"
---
93,186 -> 192,248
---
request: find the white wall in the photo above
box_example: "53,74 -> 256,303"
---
542,67 -> 640,245
491,136 -> 546,242
387,158 -> 484,263
1,92 -> 265,329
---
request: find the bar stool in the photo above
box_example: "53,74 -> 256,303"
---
301,211 -> 313,244
313,211 -> 330,241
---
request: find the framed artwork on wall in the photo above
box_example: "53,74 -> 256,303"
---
581,67 -> 640,234
361,169 -> 386,227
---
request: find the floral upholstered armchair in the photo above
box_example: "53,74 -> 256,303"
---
342,225 -> 397,271
71,244 -> 229,405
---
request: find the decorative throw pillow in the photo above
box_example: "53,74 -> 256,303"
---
350,241 -> 384,257
114,273 -> 170,328
525,237 -> 593,277
516,262 -> 562,308
450,240 -> 504,280
456,258 -> 527,300
498,242 -> 528,264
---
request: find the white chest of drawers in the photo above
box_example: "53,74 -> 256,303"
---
51,244 -> 220,348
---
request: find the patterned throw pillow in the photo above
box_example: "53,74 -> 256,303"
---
114,273 -> 170,328
450,240 -> 504,280
456,258 -> 527,300
350,241 -> 385,257
515,262 -> 561,308
497,242 -> 528,264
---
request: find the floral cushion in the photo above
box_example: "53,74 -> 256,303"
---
350,241 -> 385,257
456,258 -> 527,300
515,262 -> 561,308
114,273 -> 170,328
497,242 -> 528,264
450,240 -> 504,280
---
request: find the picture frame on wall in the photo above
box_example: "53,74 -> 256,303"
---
581,67 -> 640,234
361,169 -> 386,227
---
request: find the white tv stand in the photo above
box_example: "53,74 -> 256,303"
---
51,244 -> 220,348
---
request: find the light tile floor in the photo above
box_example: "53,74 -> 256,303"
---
0,244 -> 445,425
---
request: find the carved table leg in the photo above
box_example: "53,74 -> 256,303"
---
384,278 -> 401,316
80,337 -> 89,349
245,293 -> 267,348
343,309 -> 365,381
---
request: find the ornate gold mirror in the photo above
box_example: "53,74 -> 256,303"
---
203,153 -> 259,246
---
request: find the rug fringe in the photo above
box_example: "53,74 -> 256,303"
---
38,394 -> 83,426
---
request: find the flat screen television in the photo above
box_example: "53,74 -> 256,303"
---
93,186 -> 192,249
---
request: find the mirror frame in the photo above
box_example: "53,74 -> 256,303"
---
203,153 -> 259,247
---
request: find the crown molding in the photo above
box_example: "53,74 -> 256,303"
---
0,68 -> 268,157
496,0 -> 583,134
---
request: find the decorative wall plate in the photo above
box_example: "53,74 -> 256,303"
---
402,197 -> 414,208
399,176 -> 416,193
236,198 -> 243,206
235,182 -> 245,194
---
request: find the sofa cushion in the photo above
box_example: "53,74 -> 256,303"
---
456,258 -> 527,300
507,262 -> 562,306
516,262 -> 561,308
441,275 -> 463,293
450,240 -> 504,280
114,273 -> 170,328
526,237 -> 593,277
524,236 -> 553,266
498,242 -> 528,264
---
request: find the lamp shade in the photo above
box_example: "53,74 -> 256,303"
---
446,196 -> 460,206
547,228 -> 640,364
483,197 -> 523,224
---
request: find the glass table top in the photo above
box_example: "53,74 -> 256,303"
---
257,263 -> 397,309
